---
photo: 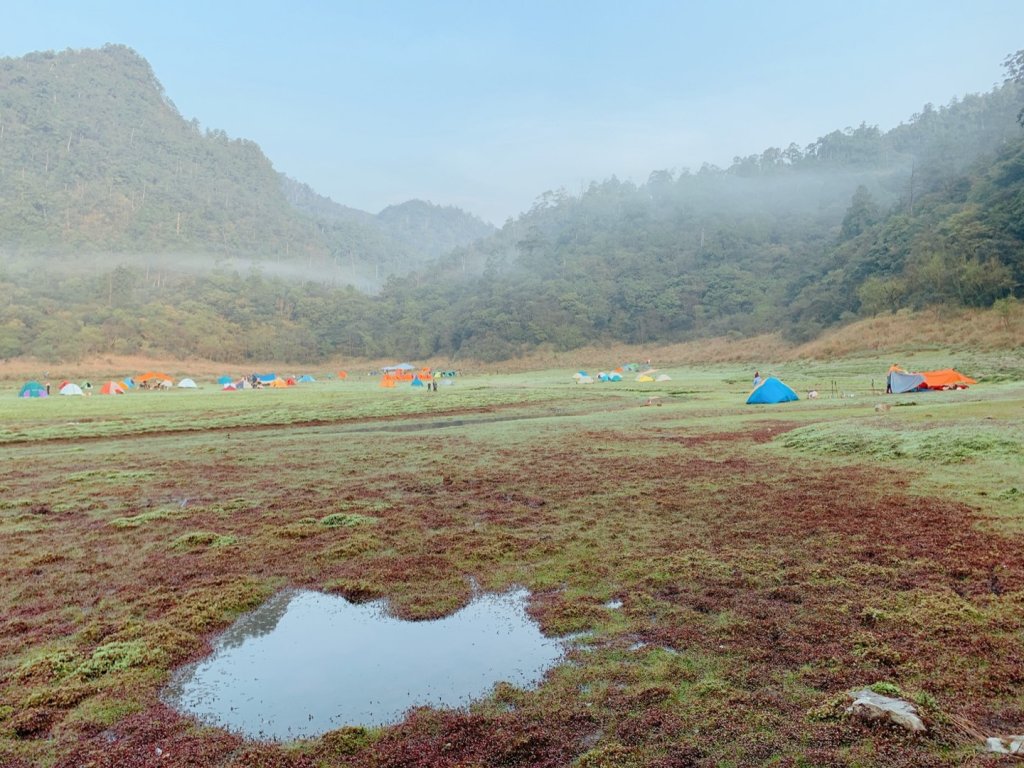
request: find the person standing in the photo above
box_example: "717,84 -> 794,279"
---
753,371 -> 762,388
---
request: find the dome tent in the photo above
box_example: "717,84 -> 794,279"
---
19,381 -> 48,398
746,377 -> 798,405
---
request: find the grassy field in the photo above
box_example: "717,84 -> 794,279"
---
1,356 -> 1022,767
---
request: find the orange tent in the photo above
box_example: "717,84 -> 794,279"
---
337,371 -> 348,380
268,379 -> 290,388
920,369 -> 976,389
100,381 -> 126,395
137,372 -> 172,383
380,376 -> 396,388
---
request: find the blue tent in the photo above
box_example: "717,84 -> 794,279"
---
257,373 -> 277,383
217,375 -> 233,385
19,381 -> 48,398
746,377 -> 799,404
297,375 -> 315,383
411,377 -> 425,387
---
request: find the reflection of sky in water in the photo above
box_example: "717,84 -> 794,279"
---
163,588 -> 565,741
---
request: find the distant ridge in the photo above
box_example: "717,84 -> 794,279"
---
0,44 -> 494,287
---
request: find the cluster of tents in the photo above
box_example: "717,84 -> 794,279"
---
217,373 -> 314,390
886,366 -> 976,394
378,364 -> 456,388
573,365 -> 671,384
18,373 -> 201,398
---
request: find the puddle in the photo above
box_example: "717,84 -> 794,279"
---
163,587 -> 566,741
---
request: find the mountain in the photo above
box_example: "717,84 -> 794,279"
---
0,44 -> 1021,363
0,44 -> 493,289
279,176 -> 495,287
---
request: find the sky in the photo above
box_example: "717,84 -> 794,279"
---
2,1 -> 1022,224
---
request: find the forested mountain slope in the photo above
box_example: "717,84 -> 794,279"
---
0,45 -> 1021,363
0,45 -> 493,286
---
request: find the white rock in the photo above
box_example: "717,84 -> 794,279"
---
846,689 -> 926,733
986,735 -> 1024,754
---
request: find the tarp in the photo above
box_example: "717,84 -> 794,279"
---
889,371 -> 926,394
747,377 -> 799,404
59,383 -> 84,396
177,378 -> 198,388
137,372 -> 172,383
382,363 -> 415,372
100,381 -> 126,395
19,381 -> 47,398
921,369 -> 976,389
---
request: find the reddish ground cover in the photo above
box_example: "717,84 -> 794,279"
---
1,413 -> 1021,766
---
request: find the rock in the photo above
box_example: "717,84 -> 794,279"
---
846,689 -> 926,733
986,735 -> 1024,755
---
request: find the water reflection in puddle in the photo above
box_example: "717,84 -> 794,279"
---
163,588 -> 565,741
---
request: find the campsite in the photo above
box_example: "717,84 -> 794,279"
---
1,348 -> 1022,767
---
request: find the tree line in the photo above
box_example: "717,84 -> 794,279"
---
1,47 -> 1022,363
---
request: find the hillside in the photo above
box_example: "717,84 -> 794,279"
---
0,45 -> 493,286
0,45 -> 1022,364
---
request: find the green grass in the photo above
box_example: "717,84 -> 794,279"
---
0,355 -> 1021,766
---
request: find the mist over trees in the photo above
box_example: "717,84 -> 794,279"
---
1,44 -> 1022,363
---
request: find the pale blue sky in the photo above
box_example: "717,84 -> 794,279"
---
3,2 -> 1021,223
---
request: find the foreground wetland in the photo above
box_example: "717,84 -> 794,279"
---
1,355 -> 1023,767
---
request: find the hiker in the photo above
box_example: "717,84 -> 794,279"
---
753,371 -> 762,388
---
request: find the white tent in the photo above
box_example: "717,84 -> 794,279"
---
655,374 -> 672,382
177,378 -> 198,388
59,383 -> 84,396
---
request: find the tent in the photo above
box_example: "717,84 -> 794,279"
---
19,381 -> 48,398
411,377 -> 425,387
268,378 -> 290,388
137,372 -> 172,384
921,369 -> 976,389
256,373 -> 277,383
297,375 -> 315,383
100,381 -> 126,395
380,376 -> 396,388
222,383 -> 237,391
655,374 -> 672,382
59,383 -> 84,396
889,371 -> 926,394
746,377 -> 799,405
217,375 -> 234,385
636,375 -> 655,383
177,378 -> 198,388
